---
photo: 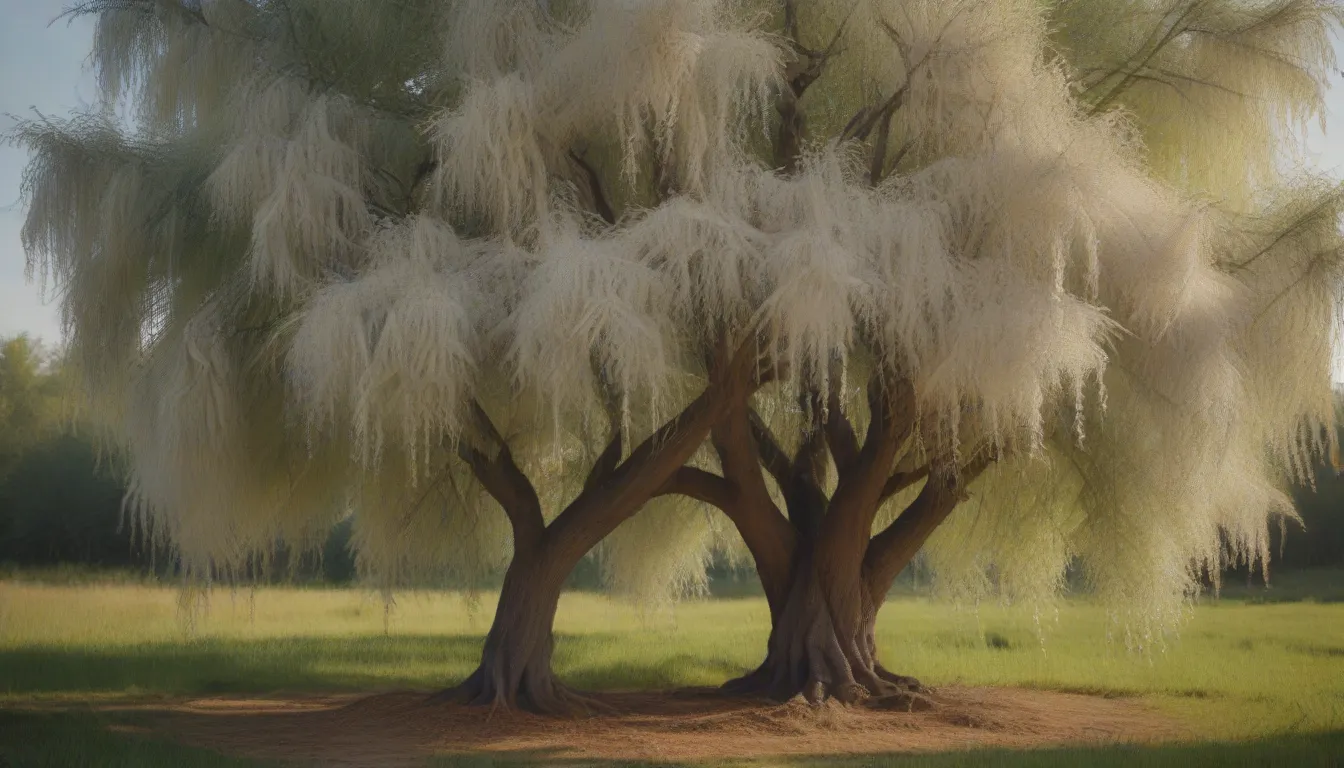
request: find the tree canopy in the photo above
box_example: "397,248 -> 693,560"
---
14,0 -> 1344,712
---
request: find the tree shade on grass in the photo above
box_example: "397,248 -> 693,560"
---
12,0 -> 1344,713
2,584 -> 1343,766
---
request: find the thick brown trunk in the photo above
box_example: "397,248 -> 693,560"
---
724,548 -> 855,703
440,548 -> 607,715
813,378 -> 914,669
725,542 -> 929,710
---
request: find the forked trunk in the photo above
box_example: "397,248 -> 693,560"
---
442,338 -> 771,715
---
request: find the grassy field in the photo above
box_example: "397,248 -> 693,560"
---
1,578 -> 1342,766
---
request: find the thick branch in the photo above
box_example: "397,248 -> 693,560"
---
793,403 -> 829,487
863,451 -> 997,600
458,401 -> 546,551
788,420 -> 830,538
710,404 -> 798,609
748,409 -> 794,491
658,466 -> 736,509
879,465 -> 930,504
405,159 -> 437,214
582,433 -> 624,493
868,103 -> 897,186
823,386 -> 860,473
543,337 -> 767,564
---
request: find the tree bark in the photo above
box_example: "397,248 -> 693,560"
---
442,548 -> 600,714
723,542 -> 928,708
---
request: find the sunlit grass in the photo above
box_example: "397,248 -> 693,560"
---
2,580 -> 1342,745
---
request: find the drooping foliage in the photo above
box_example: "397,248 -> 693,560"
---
13,0 -> 1344,637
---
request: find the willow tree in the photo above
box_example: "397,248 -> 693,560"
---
13,0 -> 1344,716
628,0 -> 1344,706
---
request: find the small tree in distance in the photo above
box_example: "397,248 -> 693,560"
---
14,0 -> 1344,713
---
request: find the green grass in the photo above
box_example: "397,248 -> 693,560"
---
1,579 -> 1342,766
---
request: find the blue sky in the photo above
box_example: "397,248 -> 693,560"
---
4,8 -> 1344,345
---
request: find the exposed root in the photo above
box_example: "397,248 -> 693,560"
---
868,690 -> 937,712
875,664 -> 929,694
430,666 -> 614,718
724,563 -> 933,709
526,682 -> 617,717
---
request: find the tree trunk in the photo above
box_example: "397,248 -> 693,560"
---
723,546 -> 929,709
441,547 -> 605,715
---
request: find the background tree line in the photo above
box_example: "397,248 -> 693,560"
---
1,333 -> 1341,581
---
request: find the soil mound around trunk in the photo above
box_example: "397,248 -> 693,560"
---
130,686 -> 1186,766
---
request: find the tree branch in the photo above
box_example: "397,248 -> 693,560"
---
582,433 -> 624,493
582,354 -> 625,492
62,0 -> 211,28
1086,2 -> 1201,115
544,333 -> 768,563
822,380 -> 859,474
458,401 -> 546,551
708,403 -> 797,610
404,159 -> 437,215
868,98 -> 897,185
567,150 -> 617,226
772,0 -> 856,171
748,408 -> 793,491
879,464 -> 930,503
657,466 -> 736,509
862,449 -> 998,600
841,85 -> 908,143
1231,188 -> 1343,272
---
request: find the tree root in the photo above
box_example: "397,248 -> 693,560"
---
874,664 -> 929,694
429,666 -> 614,718
721,568 -> 932,709
867,689 -> 937,712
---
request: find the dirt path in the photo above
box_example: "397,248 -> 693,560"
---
109,687 -> 1187,766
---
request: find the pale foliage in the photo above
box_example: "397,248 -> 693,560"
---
13,0 -> 1344,627
598,497 -> 724,606
287,216 -> 477,472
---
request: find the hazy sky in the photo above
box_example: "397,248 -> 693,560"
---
4,9 -> 1344,345
0,0 -> 95,343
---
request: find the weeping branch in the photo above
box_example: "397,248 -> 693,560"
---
63,0 -> 211,28
1231,187 -> 1344,271
1085,2 -> 1202,115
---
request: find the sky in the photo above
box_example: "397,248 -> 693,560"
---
0,0 -> 96,343
4,9 -> 1344,346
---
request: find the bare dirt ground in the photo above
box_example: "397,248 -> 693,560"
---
88,686 -> 1192,766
